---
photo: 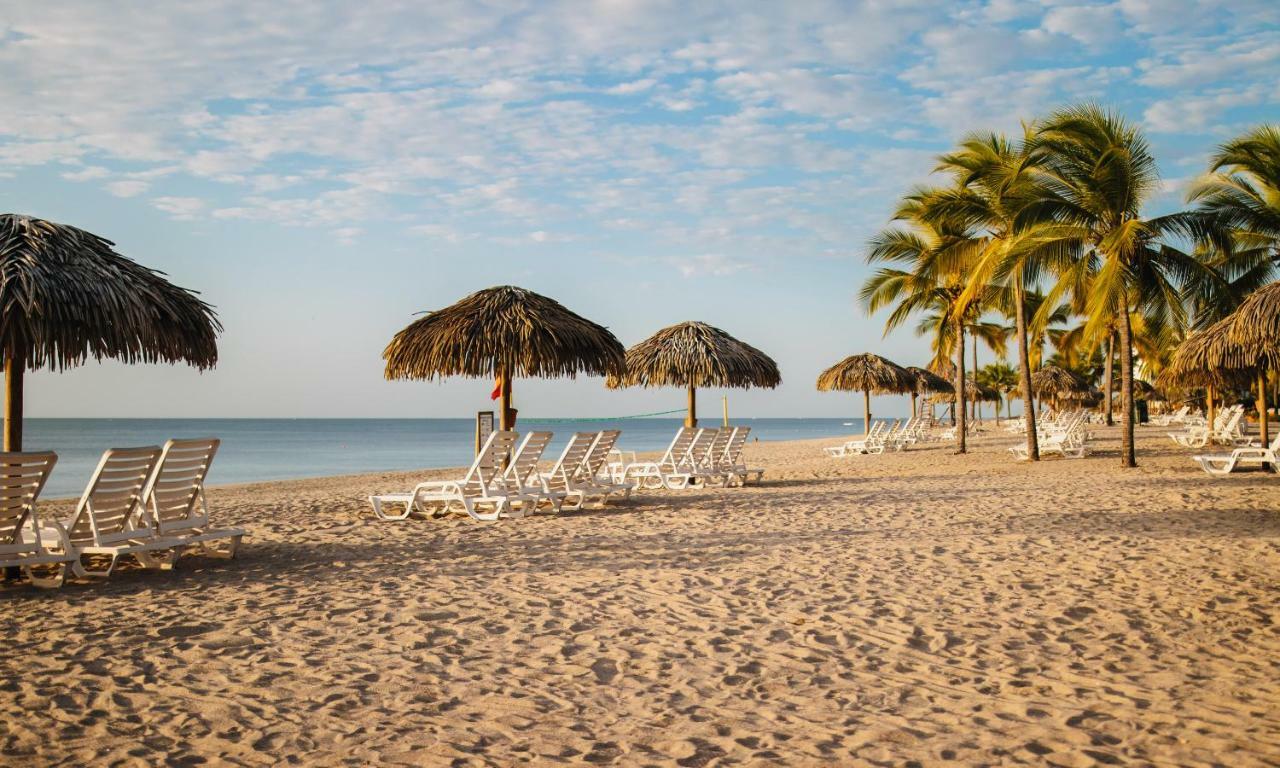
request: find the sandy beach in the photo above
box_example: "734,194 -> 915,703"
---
3,424 -> 1277,766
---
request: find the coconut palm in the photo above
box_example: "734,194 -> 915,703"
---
979,361 -> 1019,423
928,130 -> 1064,461
1187,124 -> 1280,268
1026,104 -> 1207,467
860,192 -> 989,453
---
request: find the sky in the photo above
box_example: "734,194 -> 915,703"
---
2,0 -> 1278,419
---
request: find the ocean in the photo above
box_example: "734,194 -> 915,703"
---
25,418 -> 864,498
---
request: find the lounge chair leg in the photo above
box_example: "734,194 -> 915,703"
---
136,548 -> 178,571
23,563 -> 66,589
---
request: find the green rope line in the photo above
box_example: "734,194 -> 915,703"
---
522,409 -> 686,423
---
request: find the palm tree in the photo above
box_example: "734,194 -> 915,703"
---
1028,104 -> 1204,467
979,360 -> 1019,423
861,192 -> 988,453
928,130 -> 1062,461
1186,125 -> 1280,430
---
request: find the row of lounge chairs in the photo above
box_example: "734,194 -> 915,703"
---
369,425 -> 763,522
1010,410 -> 1091,460
1169,405 -> 1247,448
1193,432 -> 1280,476
823,417 -> 933,457
1,438 -> 243,589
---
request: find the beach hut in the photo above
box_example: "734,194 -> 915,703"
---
1225,281 -> 1280,444
607,321 -> 780,428
383,286 -> 625,430
817,354 -> 914,437
0,215 -> 220,450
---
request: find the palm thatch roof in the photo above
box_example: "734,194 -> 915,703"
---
607,321 -> 780,390
816,353 -> 914,394
1161,317 -> 1271,389
904,366 -> 954,394
383,285 -> 625,381
1227,280 -> 1280,348
1030,365 -> 1088,397
0,214 -> 220,370
966,376 -> 1001,402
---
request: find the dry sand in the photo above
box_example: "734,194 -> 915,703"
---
2,424 -> 1278,766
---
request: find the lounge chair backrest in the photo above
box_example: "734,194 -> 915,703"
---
705,429 -> 732,467
724,426 -> 750,464
503,431 -> 553,489
578,430 -> 621,479
459,431 -> 519,497
65,447 -> 163,546
544,432 -> 597,493
143,438 -> 219,535
659,428 -> 698,471
683,429 -> 717,468
0,451 -> 58,556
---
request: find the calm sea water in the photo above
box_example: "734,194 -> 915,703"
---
26,418 -> 862,498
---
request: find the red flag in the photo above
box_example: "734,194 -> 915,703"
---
490,375 -> 502,400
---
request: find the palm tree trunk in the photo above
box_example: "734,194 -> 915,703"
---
1117,308 -> 1137,468
1103,332 -> 1114,426
1013,281 -> 1038,460
955,321 -> 967,454
971,334 -> 978,423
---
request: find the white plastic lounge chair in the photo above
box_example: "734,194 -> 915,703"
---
539,432 -> 598,511
720,426 -> 764,486
682,428 -> 729,485
139,438 -> 244,560
0,451 -> 74,588
617,427 -> 698,490
58,446 -> 179,577
369,431 -> 524,522
500,431 -> 555,514
1171,406 -> 1242,448
1193,433 -> 1280,476
824,421 -> 887,457
1152,405 -> 1190,427
569,430 -> 637,505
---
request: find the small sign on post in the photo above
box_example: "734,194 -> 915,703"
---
476,410 -> 494,457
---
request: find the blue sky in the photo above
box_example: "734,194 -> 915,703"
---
3,0 -> 1277,418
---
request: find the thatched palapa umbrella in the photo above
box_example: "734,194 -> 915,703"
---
817,354 -> 914,437
0,215 -> 220,450
904,366 -> 953,417
383,286 -> 625,431
1160,318 -> 1262,432
1226,281 -> 1280,444
607,321 -> 780,428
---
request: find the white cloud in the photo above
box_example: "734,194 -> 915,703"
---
106,180 -> 149,197
151,196 -> 204,219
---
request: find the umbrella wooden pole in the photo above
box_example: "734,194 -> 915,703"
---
911,392 -> 918,419
686,386 -> 697,428
863,390 -> 871,437
1258,371 -> 1270,446
1206,384 -> 1216,432
4,355 -> 22,452
499,371 -> 514,431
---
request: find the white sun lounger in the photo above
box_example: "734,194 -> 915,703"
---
369,430 -> 524,522
0,451 -> 74,588
57,446 -> 182,578
1193,433 -> 1280,476
539,432 -> 599,512
500,431 -> 555,515
616,427 -> 698,490
720,426 -> 764,486
139,438 -> 244,560
571,430 -> 636,505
